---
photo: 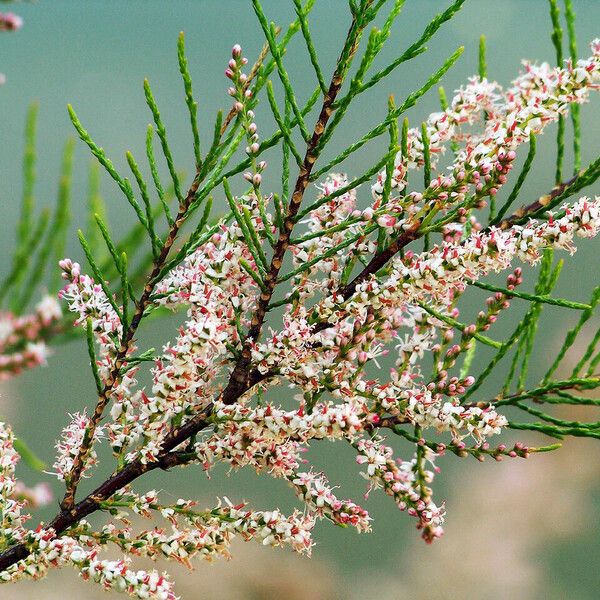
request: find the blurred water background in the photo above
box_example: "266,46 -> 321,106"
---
2,1 -> 600,598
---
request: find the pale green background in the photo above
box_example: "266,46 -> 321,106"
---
2,1 -> 600,598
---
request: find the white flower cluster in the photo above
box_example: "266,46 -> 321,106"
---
0,530 -> 176,599
196,400 -> 366,476
83,496 -> 316,560
50,411 -> 104,481
0,423 -> 27,547
371,76 -> 502,197
291,173 -> 370,296
195,402 -> 372,531
370,40 -> 600,235
331,196 -> 600,319
107,208 -> 261,464
355,438 -> 444,543
291,471 -> 371,532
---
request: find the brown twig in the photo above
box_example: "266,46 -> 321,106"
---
496,172 -> 579,230
310,174 -> 585,337
0,405 -> 212,571
220,8 -> 368,404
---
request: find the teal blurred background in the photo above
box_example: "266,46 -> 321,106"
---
2,1 -> 600,598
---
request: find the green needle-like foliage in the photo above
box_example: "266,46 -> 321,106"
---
78,229 -> 123,321
469,279 -> 588,310
346,0 -> 466,103
146,125 -> 173,226
143,80 -> 184,204
86,317 -> 104,395
564,0 -> 581,172
68,105 -> 150,237
478,34 -> 487,79
266,81 -> 303,168
18,138 -> 75,308
419,303 -> 502,349
548,0 -> 565,184
292,0 -> 327,95
177,32 -> 202,168
126,151 -> 161,258
252,0 -> 310,142
18,103 -> 38,254
85,163 -> 108,259
311,46 -> 463,180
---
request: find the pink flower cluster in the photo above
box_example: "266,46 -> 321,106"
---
0,13 -> 22,32
108,210 -> 260,463
0,423 -> 53,551
47,41 -> 600,560
343,195 -> 600,315
195,401 -> 371,531
0,296 -> 62,380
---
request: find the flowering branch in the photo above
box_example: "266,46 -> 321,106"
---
2,1 -> 600,597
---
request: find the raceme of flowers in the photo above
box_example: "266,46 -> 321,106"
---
0,295 -> 62,380
1,38 -> 600,600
